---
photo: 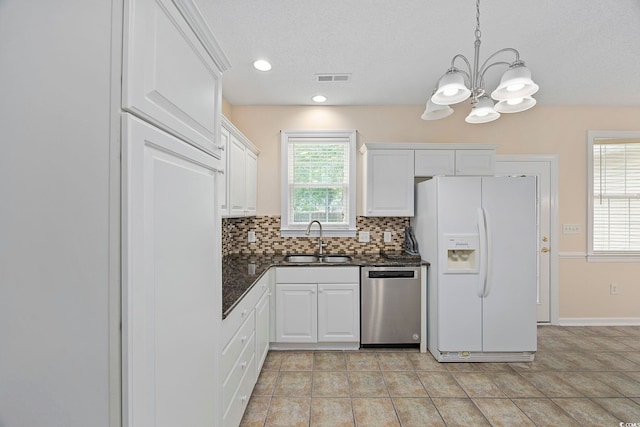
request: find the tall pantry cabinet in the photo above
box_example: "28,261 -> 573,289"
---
122,0 -> 229,426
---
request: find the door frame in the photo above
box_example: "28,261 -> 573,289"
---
496,154 -> 559,325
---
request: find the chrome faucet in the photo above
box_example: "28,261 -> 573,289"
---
305,220 -> 326,255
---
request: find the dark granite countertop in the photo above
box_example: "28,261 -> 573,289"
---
222,252 -> 427,319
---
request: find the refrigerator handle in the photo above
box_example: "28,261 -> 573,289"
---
483,208 -> 494,298
477,208 -> 488,297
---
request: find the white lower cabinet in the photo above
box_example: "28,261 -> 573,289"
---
275,267 -> 360,347
221,271 -> 271,427
275,284 -> 318,343
255,290 -> 270,375
317,283 -> 360,342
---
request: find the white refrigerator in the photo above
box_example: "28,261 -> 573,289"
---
413,176 -> 537,362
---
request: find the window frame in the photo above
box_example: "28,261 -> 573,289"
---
587,130 -> 640,262
280,130 -> 357,237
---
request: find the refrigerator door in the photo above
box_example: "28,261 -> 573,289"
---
481,176 -> 538,352
436,177 -> 483,352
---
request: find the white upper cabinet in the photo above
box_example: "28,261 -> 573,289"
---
362,149 -> 415,217
414,149 -> 455,176
223,116 -> 259,218
454,149 -> 496,175
123,0 -> 230,158
218,126 -> 230,215
414,147 -> 496,176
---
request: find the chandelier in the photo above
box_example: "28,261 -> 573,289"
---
421,0 -> 539,124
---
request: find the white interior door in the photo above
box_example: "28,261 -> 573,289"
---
495,157 -> 556,323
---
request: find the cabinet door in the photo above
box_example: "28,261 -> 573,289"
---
414,149 -> 455,176
364,150 -> 415,216
228,135 -> 246,216
317,284 -> 360,342
255,290 -> 270,376
245,150 -> 258,216
123,0 -> 222,158
219,126 -> 230,216
275,284 -> 317,343
123,114 -> 221,427
455,150 -> 495,175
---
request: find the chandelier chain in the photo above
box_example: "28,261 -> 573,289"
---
475,0 -> 481,41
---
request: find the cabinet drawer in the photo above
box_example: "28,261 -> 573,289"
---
222,347 -> 257,427
222,332 -> 256,414
276,267 -> 359,284
221,310 -> 255,381
222,275 -> 268,344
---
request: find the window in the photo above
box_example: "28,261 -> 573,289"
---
588,131 -> 640,260
280,130 -> 356,236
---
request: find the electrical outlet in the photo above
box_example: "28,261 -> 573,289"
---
610,283 -> 619,295
562,224 -> 581,234
247,231 -> 256,243
384,231 -> 392,243
359,231 -> 370,243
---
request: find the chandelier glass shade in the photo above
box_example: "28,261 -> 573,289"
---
421,98 -> 454,120
422,0 -> 539,124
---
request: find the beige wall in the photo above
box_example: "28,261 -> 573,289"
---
225,103 -> 640,321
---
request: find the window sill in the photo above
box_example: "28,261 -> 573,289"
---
587,254 -> 640,263
280,228 -> 357,238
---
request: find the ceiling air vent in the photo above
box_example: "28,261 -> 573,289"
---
315,73 -> 351,83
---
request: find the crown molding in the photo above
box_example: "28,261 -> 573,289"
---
171,0 -> 231,72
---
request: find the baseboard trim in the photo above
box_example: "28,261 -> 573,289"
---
557,317 -> 640,326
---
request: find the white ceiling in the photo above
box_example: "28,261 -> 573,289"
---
198,0 -> 640,107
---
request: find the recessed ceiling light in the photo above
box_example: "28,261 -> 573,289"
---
253,59 -> 272,72
312,95 -> 327,103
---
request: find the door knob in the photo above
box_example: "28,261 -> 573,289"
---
542,236 -> 549,242
540,247 -> 550,253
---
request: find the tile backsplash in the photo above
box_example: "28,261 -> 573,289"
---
223,216 -> 411,255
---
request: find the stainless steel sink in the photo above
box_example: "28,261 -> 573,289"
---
320,255 -> 352,263
283,254 -> 352,263
283,255 -> 320,263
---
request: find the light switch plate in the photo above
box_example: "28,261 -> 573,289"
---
359,231 -> 370,243
248,231 -> 256,243
384,231 -> 392,243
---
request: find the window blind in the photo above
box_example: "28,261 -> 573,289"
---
592,140 -> 640,252
287,138 -> 350,225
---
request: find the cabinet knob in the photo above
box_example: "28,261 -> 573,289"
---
241,361 -> 248,370
240,335 -> 247,343
217,145 -> 225,151
241,309 -> 247,317
240,395 -> 248,403
217,169 -> 225,175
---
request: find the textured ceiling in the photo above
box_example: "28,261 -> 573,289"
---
198,0 -> 640,107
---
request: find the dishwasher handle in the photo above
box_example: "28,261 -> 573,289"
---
367,270 -> 416,279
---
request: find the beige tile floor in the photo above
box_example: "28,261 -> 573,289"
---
240,326 -> 640,426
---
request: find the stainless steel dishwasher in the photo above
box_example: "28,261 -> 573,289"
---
361,266 -> 421,347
